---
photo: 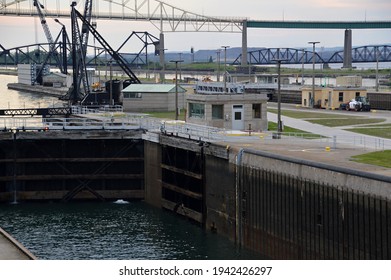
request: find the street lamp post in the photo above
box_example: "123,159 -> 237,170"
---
376,47 -> 380,92
301,48 -> 305,85
170,59 -> 184,120
221,46 -> 229,92
308,41 -> 320,108
272,59 -> 286,135
109,59 -> 113,106
178,53 -> 183,82
216,49 -> 221,82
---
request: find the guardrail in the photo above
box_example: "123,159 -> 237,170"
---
0,115 -> 389,150
260,131 -> 391,151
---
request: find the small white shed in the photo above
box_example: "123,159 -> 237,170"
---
122,84 -> 187,112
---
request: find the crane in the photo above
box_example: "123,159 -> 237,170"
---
33,0 -> 64,73
66,1 -> 140,104
67,0 -> 93,103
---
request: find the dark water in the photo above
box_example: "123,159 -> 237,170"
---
0,201 -> 262,260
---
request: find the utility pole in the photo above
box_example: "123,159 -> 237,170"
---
376,47 -> 380,92
170,59 -> 184,120
216,49 -> 221,82
109,59 -> 113,106
301,48 -> 305,85
308,41 -> 320,108
272,59 -> 286,135
178,53 -> 183,82
221,46 -> 229,92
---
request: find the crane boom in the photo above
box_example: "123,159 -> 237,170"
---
33,0 -> 63,73
66,1 -> 140,104
75,9 -> 141,84
81,0 -> 93,58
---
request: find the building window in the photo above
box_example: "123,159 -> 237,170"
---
356,92 -> 360,97
212,105 -> 224,119
189,103 -> 205,119
338,92 -> 344,102
252,104 -> 262,119
123,92 -> 142,98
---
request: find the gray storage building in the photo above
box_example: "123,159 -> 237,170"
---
122,84 -> 187,112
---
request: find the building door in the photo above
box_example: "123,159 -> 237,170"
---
232,105 -> 244,130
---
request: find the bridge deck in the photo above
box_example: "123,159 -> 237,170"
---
247,20 -> 391,29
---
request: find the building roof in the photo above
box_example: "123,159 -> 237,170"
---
44,72 -> 68,78
302,86 -> 367,91
123,83 -> 186,93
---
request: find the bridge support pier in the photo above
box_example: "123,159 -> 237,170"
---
343,29 -> 352,68
241,20 -> 248,66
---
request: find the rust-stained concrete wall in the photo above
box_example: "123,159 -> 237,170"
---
204,153 -> 237,241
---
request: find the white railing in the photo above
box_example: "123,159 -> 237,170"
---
71,105 -> 124,114
0,116 -> 390,150
159,120 -> 226,142
261,131 -> 391,151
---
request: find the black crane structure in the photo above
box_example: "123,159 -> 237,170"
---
0,1 -> 148,106
66,5 -> 141,104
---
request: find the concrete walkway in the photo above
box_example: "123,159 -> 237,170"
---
218,105 -> 391,177
0,227 -> 36,260
267,106 -> 391,150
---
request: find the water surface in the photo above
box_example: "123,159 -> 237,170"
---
0,201 -> 262,260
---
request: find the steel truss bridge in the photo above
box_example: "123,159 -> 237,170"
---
233,45 -> 391,65
1,0 -> 390,68
0,0 -> 244,33
2,42 -> 390,68
0,31 -> 159,67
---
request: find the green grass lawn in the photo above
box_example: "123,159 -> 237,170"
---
268,122 -> 324,139
346,127 -> 391,139
268,108 -> 349,119
353,123 -> 391,128
268,108 -> 385,127
144,111 -> 186,121
308,118 -> 385,127
351,150 -> 391,168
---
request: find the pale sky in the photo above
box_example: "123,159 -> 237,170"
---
0,0 -> 390,53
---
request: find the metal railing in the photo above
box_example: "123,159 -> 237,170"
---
159,120 -> 226,142
0,115 -> 390,150
71,105 -> 124,114
261,131 -> 391,151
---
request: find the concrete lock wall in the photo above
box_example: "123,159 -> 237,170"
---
228,148 -> 391,259
204,152 -> 237,240
238,149 -> 391,198
142,138 -> 390,259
